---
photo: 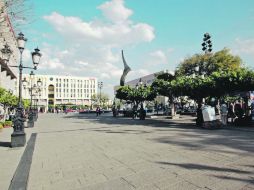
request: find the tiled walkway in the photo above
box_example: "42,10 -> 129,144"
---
1,113 -> 254,190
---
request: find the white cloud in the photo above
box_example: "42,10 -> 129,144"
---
41,0 -> 156,97
44,11 -> 154,46
101,73 -> 111,79
98,0 -> 133,23
128,69 -> 150,80
105,62 -> 122,77
22,49 -> 31,63
75,60 -> 89,66
40,57 -> 65,70
150,50 -> 167,64
233,38 -> 254,54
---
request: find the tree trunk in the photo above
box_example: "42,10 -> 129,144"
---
217,99 -> 221,115
169,97 -> 175,117
243,97 -> 250,116
171,103 -> 175,116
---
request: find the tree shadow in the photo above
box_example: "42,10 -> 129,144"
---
0,141 -> 11,147
212,175 -> 254,184
61,114 -> 254,154
62,113 -> 197,130
156,162 -> 253,174
152,130 -> 254,153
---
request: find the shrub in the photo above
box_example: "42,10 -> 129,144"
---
0,123 -> 3,129
4,121 -> 12,127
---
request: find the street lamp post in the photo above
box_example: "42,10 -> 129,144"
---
23,72 -> 42,127
98,82 -> 103,107
8,32 -> 42,147
202,33 -> 212,54
196,33 -> 213,126
23,71 -> 35,127
35,82 -> 42,120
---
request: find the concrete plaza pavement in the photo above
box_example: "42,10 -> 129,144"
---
1,113 -> 254,190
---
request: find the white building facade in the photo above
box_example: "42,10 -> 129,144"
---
0,1 -> 19,93
20,74 -> 97,111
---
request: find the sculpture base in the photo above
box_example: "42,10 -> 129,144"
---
11,132 -> 26,147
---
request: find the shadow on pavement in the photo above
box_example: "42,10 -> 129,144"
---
51,113 -> 254,154
62,113 -> 197,130
156,162 -> 253,174
152,129 -> 254,153
212,175 -> 254,185
0,141 -> 11,147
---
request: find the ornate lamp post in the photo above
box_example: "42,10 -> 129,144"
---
34,79 -> 42,121
9,32 -> 42,147
202,33 -> 212,54
98,81 -> 103,107
196,33 -> 213,126
22,71 -> 42,127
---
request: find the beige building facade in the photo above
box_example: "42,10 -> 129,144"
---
0,1 -> 19,93
20,74 -> 98,111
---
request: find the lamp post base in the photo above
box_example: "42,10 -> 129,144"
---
33,113 -> 37,121
27,120 -> 34,128
11,132 -> 26,147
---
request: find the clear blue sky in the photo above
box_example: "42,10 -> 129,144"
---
21,0 -> 254,96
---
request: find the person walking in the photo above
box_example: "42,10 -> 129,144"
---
220,101 -> 228,126
228,102 -> 235,123
96,107 -> 100,117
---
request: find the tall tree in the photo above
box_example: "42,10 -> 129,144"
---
151,72 -> 176,116
175,48 -> 242,77
116,85 -> 156,110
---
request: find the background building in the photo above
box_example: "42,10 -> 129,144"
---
20,74 -> 97,111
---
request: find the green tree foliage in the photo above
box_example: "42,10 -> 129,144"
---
116,85 -> 156,107
151,72 -> 177,116
160,68 -> 254,101
90,93 -> 110,108
100,93 -> 110,107
175,48 -> 242,76
0,88 -> 18,108
0,87 -> 30,110
22,99 -> 31,109
151,73 -> 175,99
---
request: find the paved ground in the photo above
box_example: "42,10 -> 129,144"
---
1,113 -> 254,190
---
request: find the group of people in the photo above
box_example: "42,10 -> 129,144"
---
220,99 -> 250,125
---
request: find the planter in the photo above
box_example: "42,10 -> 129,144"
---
3,125 -> 11,128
